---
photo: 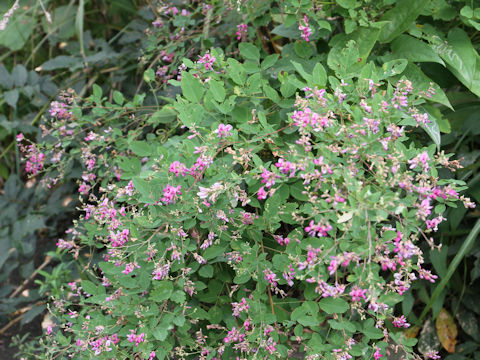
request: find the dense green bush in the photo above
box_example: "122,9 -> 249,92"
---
5,0 -> 480,359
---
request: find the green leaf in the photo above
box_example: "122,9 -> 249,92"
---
432,28 -> 480,97
143,68 -> 155,83
199,265 -> 214,278
261,54 -> 279,70
312,63 -> 327,86
170,290 -> 186,304
131,177 -> 151,198
378,0 -> 427,43
392,35 -> 445,66
291,61 -> 312,83
381,59 -> 408,78
0,64 -> 13,89
150,281 -> 174,302
149,108 -> 177,125
129,141 -> 152,157
209,80 -> 225,102
227,58 -> 246,86
294,41 -> 313,59
4,89 -> 19,108
92,84 -> 102,102
40,56 -> 82,71
398,63 -> 453,109
181,72 -> 204,103
81,280 -> 98,295
417,105 -> 441,150
336,0 -> 356,9
113,91 -> 124,105
239,43 -> 260,61
263,84 -> 280,103
318,297 -> 349,314
12,65 -> 27,87
363,319 -> 384,339
0,9 -> 34,51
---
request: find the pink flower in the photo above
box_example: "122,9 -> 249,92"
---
373,347 -> 383,360
298,16 -> 312,42
392,315 -> 410,328
198,52 -> 216,71
214,123 -> 233,138
161,184 -> 181,204
349,287 -> 367,302
236,23 -> 248,40
16,133 -> 24,141
257,186 -> 268,200
305,220 -> 332,238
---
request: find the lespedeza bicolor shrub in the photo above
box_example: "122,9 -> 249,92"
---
16,39 -> 475,359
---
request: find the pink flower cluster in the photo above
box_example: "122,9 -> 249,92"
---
214,123 -> 233,138
236,23 -> 248,40
291,107 -> 331,130
231,297 -> 250,317
127,330 -> 145,346
305,220 -> 332,238
198,52 -> 216,71
49,101 -> 72,120
22,144 -> 46,175
298,16 -> 312,42
349,286 -> 367,302
161,184 -> 181,204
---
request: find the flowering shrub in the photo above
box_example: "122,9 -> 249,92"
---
17,28 -> 476,358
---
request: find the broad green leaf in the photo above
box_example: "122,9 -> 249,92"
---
209,80 -> 226,102
398,63 -> 453,109
423,104 -> 450,133
227,58 -> 246,86
129,141 -> 152,157
336,0 -> 356,9
239,43 -> 260,61
40,56 -> 82,71
318,297 -> 349,314
271,23 -> 300,39
199,264 -> 214,278
150,281 -> 173,302
328,27 -> 380,74
261,54 -> 279,70
432,28 -> 480,97
0,9 -> 34,51
417,105 -> 441,150
181,72 -> 204,103
4,89 -> 19,108
291,61 -> 312,83
81,280 -> 98,295
113,90 -> 124,105
294,41 -> 313,59
363,319 -> 384,339
143,68 -> 155,83
131,177 -> 151,198
263,84 -> 280,103
42,5 -> 78,40
392,35 -> 445,65
170,290 -> 186,304
378,0 -> 427,43
381,59 -> 408,78
312,63 -> 327,86
12,65 -> 27,87
149,108 -> 177,125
